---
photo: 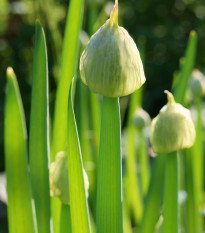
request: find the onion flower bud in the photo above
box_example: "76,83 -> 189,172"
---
50,151 -> 89,204
131,107 -> 151,130
189,69 -> 205,97
80,0 -> 146,97
150,91 -> 196,154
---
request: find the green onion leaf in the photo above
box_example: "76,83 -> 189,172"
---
173,30 -> 197,103
29,21 -> 51,233
67,81 -> 91,233
4,68 -> 37,233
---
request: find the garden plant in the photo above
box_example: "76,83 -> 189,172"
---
1,0 -> 204,233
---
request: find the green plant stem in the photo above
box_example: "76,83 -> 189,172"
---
139,130 -> 150,196
184,149 -> 196,233
186,96 -> 203,233
96,97 -> 123,233
125,127 -> 142,223
193,96 -> 203,202
139,154 -> 166,233
60,204 -> 72,233
163,151 -> 179,233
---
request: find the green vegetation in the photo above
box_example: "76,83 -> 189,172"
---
1,0 -> 204,233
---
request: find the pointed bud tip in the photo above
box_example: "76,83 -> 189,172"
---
109,0 -> 118,26
164,90 -> 175,104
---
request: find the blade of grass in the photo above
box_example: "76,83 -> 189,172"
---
96,97 -> 123,233
4,68 -> 37,233
67,81 -> 91,233
29,21 -> 51,233
173,30 -> 197,103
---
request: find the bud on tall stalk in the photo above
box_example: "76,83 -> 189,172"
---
150,90 -> 195,154
79,0 -> 146,232
150,91 -> 196,233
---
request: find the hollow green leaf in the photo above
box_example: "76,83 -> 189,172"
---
173,30 -> 197,103
52,0 -> 84,159
67,81 -> 91,233
4,68 -> 37,233
29,21 -> 51,233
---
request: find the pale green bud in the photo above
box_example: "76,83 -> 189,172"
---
132,107 -> 151,130
150,91 -> 196,154
50,151 -> 89,204
189,69 -> 205,97
80,0 -> 146,97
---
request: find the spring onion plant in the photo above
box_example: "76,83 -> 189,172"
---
79,0 -> 146,232
150,90 -> 196,233
139,30 -> 197,233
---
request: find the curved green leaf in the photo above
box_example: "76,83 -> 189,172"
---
29,21 -> 51,233
67,81 -> 91,233
4,68 -> 37,233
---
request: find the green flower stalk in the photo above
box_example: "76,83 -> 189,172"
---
150,90 -> 196,233
132,108 -> 151,196
80,0 -> 146,232
188,69 -> 205,233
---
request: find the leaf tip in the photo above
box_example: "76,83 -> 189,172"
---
6,67 -> 15,79
190,30 -> 196,37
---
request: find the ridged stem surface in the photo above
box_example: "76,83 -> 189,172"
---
96,97 -> 123,233
163,151 -> 179,233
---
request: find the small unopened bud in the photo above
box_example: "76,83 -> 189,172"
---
50,152 -> 89,204
131,107 -> 151,130
189,69 -> 205,97
150,91 -> 196,154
